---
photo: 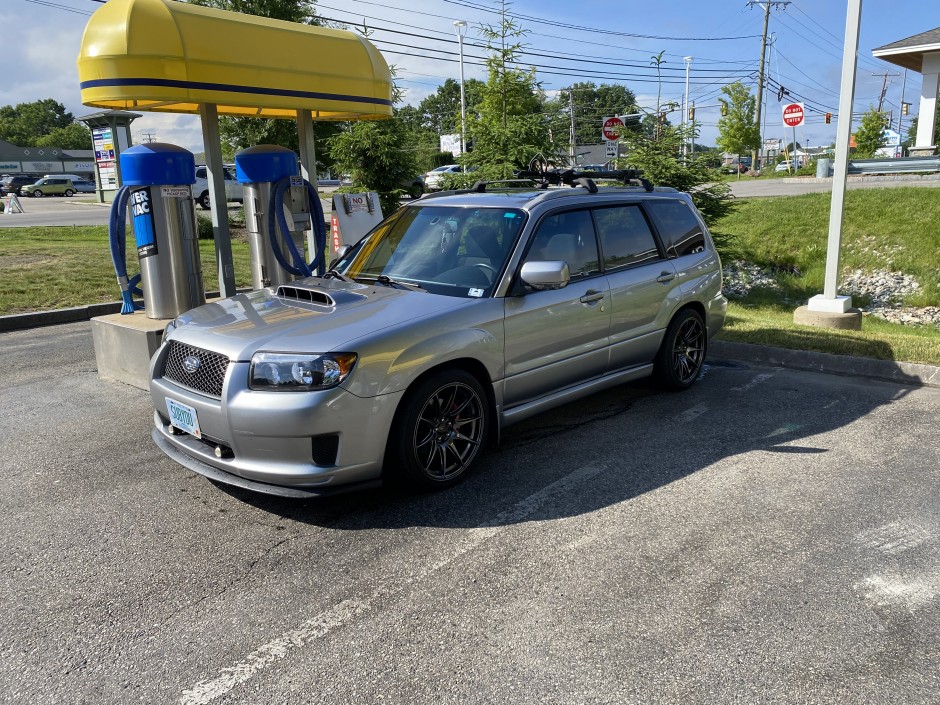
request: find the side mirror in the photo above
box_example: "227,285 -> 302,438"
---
520,260 -> 570,290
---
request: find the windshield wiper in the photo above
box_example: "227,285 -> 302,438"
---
374,275 -> 427,292
323,270 -> 355,283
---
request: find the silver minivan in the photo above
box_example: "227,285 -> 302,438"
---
151,175 -> 727,497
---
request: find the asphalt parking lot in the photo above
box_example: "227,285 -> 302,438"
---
2,322 -> 939,704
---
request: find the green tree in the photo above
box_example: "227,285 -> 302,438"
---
716,81 -> 760,178
459,4 -> 555,181
620,122 -> 734,231
853,107 -> 888,158
0,99 -> 76,146
326,110 -> 418,216
417,78 -> 485,136
34,123 -> 92,150
650,51 -> 666,116
548,82 -> 640,149
185,0 -> 315,22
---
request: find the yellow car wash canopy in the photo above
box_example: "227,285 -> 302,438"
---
77,0 -> 392,120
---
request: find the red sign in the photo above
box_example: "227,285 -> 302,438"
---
782,103 -> 805,128
602,116 -> 624,141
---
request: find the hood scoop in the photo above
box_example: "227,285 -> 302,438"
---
276,285 -> 336,307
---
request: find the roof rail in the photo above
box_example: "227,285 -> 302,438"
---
515,167 -> 654,192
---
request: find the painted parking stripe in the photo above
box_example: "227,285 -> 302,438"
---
731,372 -> 774,393
179,463 -> 607,704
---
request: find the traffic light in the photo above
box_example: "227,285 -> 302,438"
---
720,102 -> 728,117
902,102 -> 910,115
688,106 -> 695,121
825,112 -> 832,124
660,112 -> 667,123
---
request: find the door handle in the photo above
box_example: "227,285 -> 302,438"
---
579,289 -> 605,304
656,271 -> 676,284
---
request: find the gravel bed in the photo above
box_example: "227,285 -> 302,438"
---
722,261 -> 940,330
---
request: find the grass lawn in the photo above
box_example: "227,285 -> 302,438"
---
0,226 -> 252,315
713,186 -> 940,365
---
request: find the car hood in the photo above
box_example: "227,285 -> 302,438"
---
169,278 -> 469,361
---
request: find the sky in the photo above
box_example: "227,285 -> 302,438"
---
2,0 -> 931,154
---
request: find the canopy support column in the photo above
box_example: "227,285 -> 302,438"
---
199,103 -> 236,297
913,53 -> 940,155
296,110 -> 323,266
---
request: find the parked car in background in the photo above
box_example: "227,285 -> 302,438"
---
402,174 -> 425,199
20,177 -> 77,197
0,174 -> 40,196
424,164 -> 464,191
192,165 -> 244,210
774,159 -> 798,173
71,178 -> 97,193
150,169 -> 727,498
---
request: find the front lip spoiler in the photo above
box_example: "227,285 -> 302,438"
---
151,428 -> 382,499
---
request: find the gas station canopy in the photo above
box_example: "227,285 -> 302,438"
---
77,0 -> 393,120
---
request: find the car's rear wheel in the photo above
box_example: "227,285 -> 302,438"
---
198,191 -> 210,210
654,309 -> 706,390
64,189 -> 74,197
393,369 -> 488,490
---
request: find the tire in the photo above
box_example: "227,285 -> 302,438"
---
392,369 -> 489,490
654,309 -> 707,391
64,189 -> 74,197
409,183 -> 424,199
32,190 -> 43,198
198,191 -> 210,210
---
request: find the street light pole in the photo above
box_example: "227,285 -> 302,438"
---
454,20 -> 468,170
683,56 -> 693,157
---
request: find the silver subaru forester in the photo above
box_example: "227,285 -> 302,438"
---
150,178 -> 727,497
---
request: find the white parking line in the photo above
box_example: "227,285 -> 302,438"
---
731,372 -> 774,393
179,463 -> 607,705
675,403 -> 709,423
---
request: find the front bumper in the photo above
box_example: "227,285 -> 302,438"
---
150,358 -> 405,495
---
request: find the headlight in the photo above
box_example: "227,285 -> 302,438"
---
249,352 -> 357,391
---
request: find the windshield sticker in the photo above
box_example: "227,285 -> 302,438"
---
468,288 -> 484,298
504,212 -> 516,218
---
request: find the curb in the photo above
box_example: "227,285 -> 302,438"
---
0,291 -> 240,333
710,340 -> 940,389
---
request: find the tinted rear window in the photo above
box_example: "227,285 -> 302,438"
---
645,199 -> 706,257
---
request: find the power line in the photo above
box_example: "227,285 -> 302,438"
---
442,0 -> 762,41
24,0 -> 92,15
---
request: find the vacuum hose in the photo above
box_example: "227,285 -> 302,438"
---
265,177 -> 327,278
108,186 -> 143,314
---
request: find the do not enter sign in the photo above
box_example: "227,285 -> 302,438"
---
602,116 -> 624,141
782,102 -> 805,128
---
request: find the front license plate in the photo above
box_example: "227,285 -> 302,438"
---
166,398 -> 201,439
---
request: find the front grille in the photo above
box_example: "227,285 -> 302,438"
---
162,341 -> 230,397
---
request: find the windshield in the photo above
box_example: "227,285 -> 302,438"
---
332,205 -> 526,298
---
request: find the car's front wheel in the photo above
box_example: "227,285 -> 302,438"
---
654,309 -> 706,390
32,189 -> 43,197
198,191 -> 210,210
393,369 -> 489,490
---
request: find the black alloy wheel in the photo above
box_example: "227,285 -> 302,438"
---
655,309 -> 706,390
198,192 -> 211,210
395,369 -> 488,489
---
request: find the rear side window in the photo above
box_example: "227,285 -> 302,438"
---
593,205 -> 661,270
195,167 -> 207,179
645,199 -> 706,257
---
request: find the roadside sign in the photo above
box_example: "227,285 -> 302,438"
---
602,116 -> 624,141
605,143 -> 618,159
782,103 -> 805,128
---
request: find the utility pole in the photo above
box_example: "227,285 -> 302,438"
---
873,71 -> 899,112
749,1 -> 790,170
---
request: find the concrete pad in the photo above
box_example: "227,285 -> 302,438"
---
793,305 -> 862,330
91,312 -> 165,390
